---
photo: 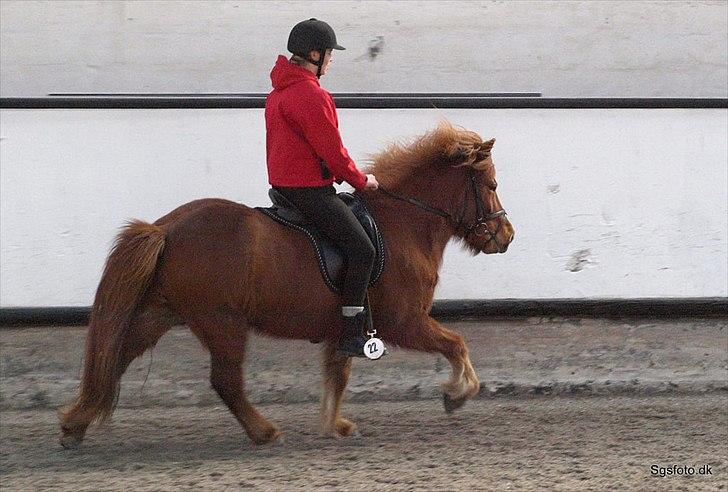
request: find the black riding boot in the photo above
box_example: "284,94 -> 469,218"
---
336,310 -> 369,358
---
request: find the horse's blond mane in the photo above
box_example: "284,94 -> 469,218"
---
366,121 -> 485,187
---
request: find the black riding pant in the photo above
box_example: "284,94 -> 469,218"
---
274,185 -> 376,307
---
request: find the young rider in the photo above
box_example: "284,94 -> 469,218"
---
265,18 -> 379,358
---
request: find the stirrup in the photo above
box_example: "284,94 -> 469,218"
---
337,297 -> 386,359
335,342 -> 388,359
335,342 -> 368,358
334,334 -> 387,359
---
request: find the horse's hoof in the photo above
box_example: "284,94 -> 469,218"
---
252,427 -> 283,446
59,432 -> 83,449
263,435 -> 286,447
443,393 -> 468,414
335,418 -> 358,437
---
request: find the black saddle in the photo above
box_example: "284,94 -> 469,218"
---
255,189 -> 385,294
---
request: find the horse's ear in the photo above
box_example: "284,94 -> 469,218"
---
474,138 -> 495,162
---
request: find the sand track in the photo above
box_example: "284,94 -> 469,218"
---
1,396 -> 726,491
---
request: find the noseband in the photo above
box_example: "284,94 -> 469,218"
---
377,169 -> 507,251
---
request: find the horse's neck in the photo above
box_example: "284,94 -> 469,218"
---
367,180 -> 456,271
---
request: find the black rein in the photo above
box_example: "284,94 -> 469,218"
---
375,169 -> 507,244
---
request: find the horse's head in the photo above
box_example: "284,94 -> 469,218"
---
369,122 -> 514,255
445,134 -> 514,255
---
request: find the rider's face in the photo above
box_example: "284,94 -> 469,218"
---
322,50 -> 333,75
310,49 -> 333,76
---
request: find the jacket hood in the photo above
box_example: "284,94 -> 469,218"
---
270,55 -> 318,90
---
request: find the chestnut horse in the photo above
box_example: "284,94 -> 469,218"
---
59,122 -> 514,447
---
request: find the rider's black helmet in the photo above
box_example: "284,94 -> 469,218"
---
287,18 -> 345,59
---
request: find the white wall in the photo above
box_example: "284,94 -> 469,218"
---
1,0 -> 726,97
1,108 -> 726,306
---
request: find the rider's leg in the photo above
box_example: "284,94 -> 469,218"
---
274,186 -> 376,357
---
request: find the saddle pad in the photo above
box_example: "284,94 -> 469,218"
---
255,192 -> 385,294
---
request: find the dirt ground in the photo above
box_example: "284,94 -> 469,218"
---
1,317 -> 726,490
2,318 -> 726,412
1,396 -> 727,491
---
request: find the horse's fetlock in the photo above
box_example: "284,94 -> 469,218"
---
59,404 -> 92,427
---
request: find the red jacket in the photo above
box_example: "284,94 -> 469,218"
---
265,55 -> 368,191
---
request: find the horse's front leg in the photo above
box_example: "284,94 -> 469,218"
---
320,343 -> 358,437
397,316 -> 480,413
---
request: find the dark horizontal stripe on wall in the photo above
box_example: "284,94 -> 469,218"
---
1,298 -> 725,327
1,96 -> 726,110
429,298 -> 728,320
47,92 -> 543,98
1,307 -> 91,327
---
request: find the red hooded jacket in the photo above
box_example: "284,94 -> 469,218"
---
265,55 -> 368,191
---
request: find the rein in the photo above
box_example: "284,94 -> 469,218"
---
376,169 -> 507,251
377,187 -> 452,219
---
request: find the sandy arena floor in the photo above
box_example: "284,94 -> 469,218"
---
1,395 -> 727,491
1,318 -> 726,490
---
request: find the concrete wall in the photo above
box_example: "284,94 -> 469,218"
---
1,108 -> 726,307
1,0 -> 726,97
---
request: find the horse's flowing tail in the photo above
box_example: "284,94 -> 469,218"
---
59,220 -> 165,430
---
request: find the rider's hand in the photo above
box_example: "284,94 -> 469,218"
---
365,174 -> 379,190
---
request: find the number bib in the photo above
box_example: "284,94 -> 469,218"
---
364,337 -> 385,360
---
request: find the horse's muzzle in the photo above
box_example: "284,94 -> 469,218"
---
481,227 -> 513,254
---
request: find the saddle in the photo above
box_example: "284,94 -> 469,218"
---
255,189 -> 385,294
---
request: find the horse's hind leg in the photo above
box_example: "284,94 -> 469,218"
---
191,316 -> 281,445
209,356 -> 282,444
396,316 -> 480,413
59,305 -> 174,447
320,343 -> 357,438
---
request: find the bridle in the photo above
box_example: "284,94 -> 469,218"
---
377,168 -> 508,252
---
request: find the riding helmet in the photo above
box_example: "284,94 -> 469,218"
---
287,18 -> 345,58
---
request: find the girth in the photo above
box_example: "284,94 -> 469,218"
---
255,190 -> 385,294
